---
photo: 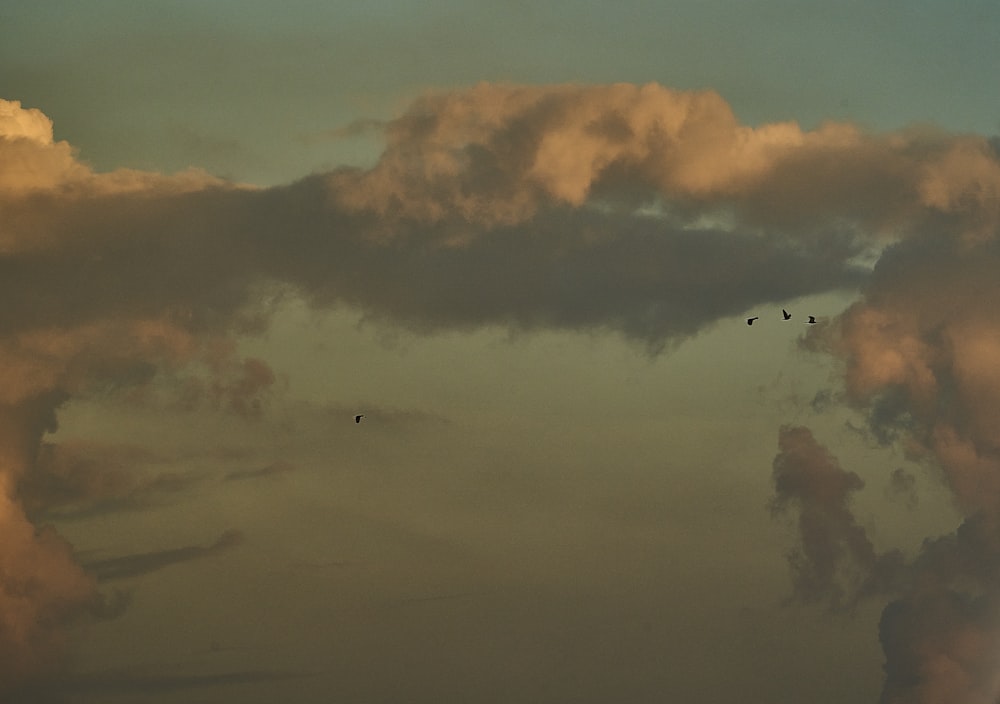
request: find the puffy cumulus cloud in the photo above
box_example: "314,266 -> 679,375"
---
917,137 -> 1000,244
0,499 -> 101,690
0,98 -> 87,193
0,102 -> 263,691
769,429 -> 1000,702
788,229 -> 1000,697
0,99 -> 54,143
0,98 -> 221,200
327,83 -> 802,225
808,234 -> 1000,515
879,592 -> 1000,704
0,397 -> 110,695
326,83 -> 1000,242
2,84 -> 999,691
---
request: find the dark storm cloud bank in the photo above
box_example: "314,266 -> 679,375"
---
0,176 -> 868,355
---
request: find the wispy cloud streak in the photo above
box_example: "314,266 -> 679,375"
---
81,530 -> 244,582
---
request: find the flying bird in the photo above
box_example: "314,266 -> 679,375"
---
806,316 -> 817,324
782,309 -> 792,320
355,414 -> 364,423
747,317 -> 759,326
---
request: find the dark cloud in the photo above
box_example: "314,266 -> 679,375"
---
0,172 -> 869,358
770,425 -> 899,610
224,459 -> 295,481
81,530 -> 244,582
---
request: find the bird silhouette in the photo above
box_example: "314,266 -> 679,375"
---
355,414 -> 364,423
782,309 -> 792,320
747,317 -> 759,326
806,316 -> 817,324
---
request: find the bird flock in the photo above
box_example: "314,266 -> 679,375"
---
747,309 -> 817,326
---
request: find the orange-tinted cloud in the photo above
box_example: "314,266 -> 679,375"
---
1,84 -> 999,694
0,396 -> 104,694
0,495 -> 100,691
326,83 -> 1000,243
795,213 -> 1000,699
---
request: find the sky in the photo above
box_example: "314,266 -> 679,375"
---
1,2 -> 999,702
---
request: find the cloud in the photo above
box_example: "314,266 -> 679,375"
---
0,497 -> 102,693
0,99 -> 223,201
325,83 -> 1000,242
1,83 -> 999,692
794,223 -> 1000,701
81,529 -> 244,582
770,425 -> 902,610
0,99 -> 87,193
805,232 -> 1000,515
224,459 -> 295,481
17,439 -> 204,521
0,99 -> 55,143
0,394 -> 112,695
768,426 -> 1000,701
879,591 -> 1000,704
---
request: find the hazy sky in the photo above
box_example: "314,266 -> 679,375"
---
2,3 -> 1000,703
